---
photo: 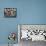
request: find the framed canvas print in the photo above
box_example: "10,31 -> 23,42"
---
4,8 -> 17,17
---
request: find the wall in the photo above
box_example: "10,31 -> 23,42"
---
20,0 -> 46,24
0,0 -> 20,44
0,0 -> 46,44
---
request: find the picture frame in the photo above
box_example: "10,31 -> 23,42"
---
4,8 -> 17,18
18,24 -> 46,41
